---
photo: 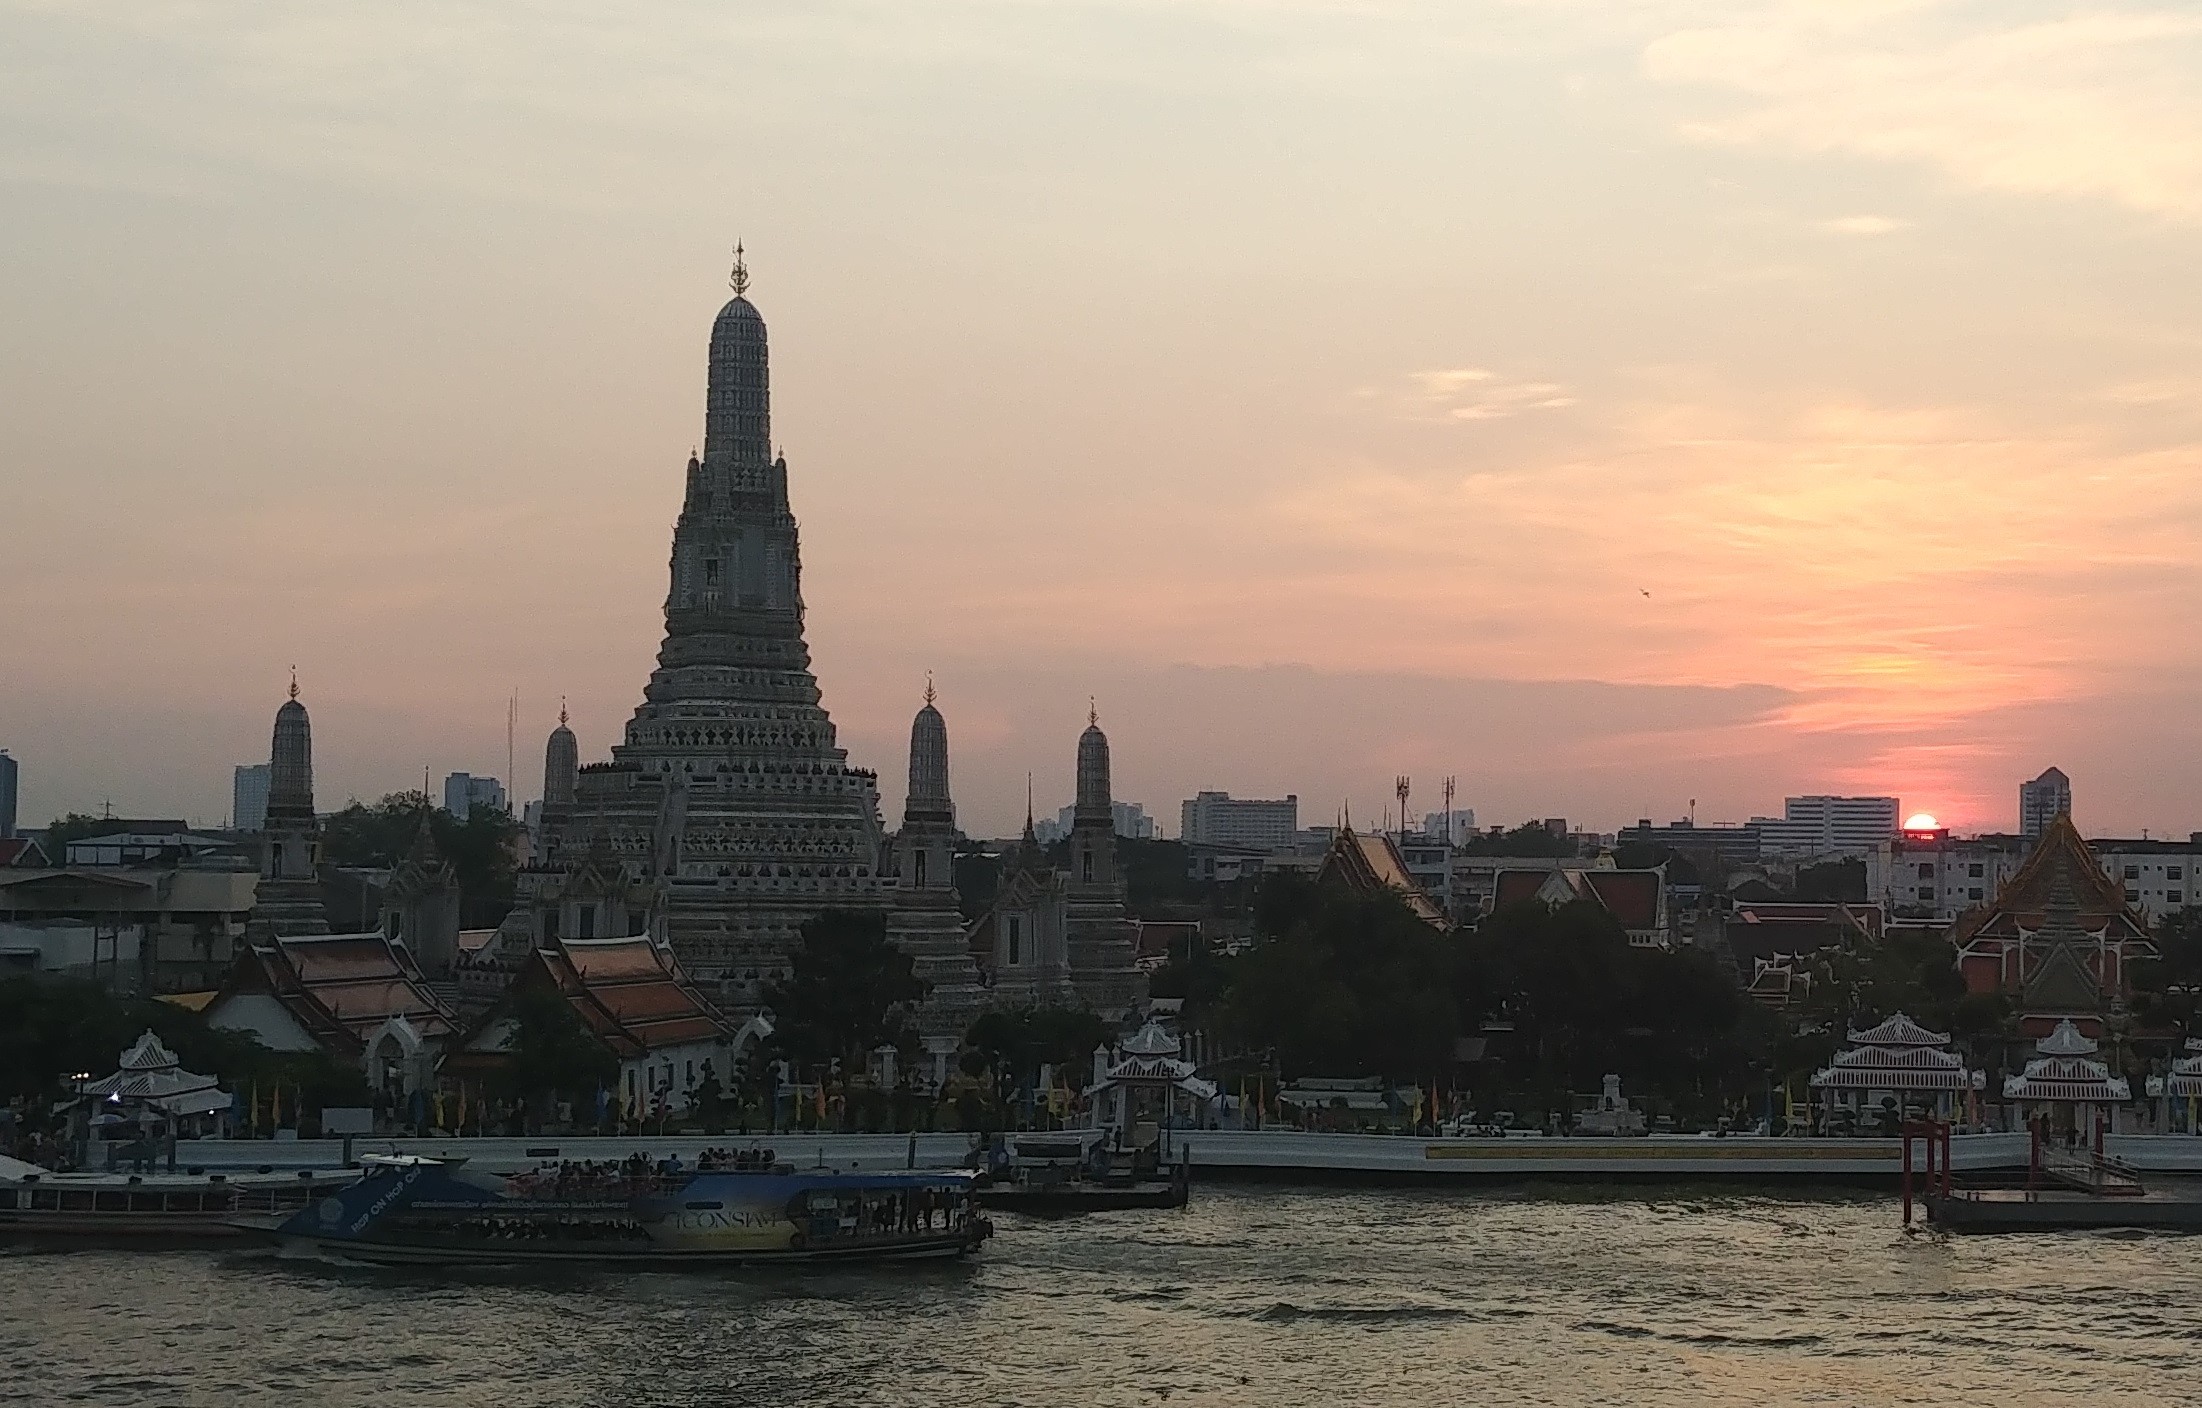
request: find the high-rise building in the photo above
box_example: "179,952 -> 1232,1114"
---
442,772 -> 508,821
528,253 -> 888,1008
0,749 -> 16,840
232,763 -> 271,832
1046,800 -> 1157,842
1421,808 -> 1477,845
1180,791 -> 1298,849
2020,767 -> 2071,839
1755,795 -> 1900,859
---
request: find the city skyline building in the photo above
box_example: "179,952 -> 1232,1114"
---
1754,795 -> 1901,859
231,763 -> 270,833
1180,790 -> 1298,850
0,749 -> 16,840
1035,799 -> 1159,845
2021,767 -> 2073,839
442,772 -> 508,821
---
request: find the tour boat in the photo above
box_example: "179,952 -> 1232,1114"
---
253,1153 -> 992,1266
0,1153 -> 352,1244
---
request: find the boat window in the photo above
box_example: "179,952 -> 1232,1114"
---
60,1190 -> 94,1211
131,1193 -> 163,1212
96,1191 -> 130,1211
30,1189 -> 58,1210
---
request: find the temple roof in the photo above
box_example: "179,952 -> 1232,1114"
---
523,934 -> 733,1059
1952,812 -> 2142,945
1493,867 -> 1663,933
1847,1012 -> 1950,1048
213,931 -> 459,1056
2036,1017 -> 2099,1056
1319,827 -> 1448,927
2004,1053 -> 2130,1101
79,1030 -> 230,1116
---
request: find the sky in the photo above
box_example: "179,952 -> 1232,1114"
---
4,0 -> 2201,839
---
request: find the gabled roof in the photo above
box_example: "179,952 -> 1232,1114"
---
2036,1017 -> 2099,1056
210,931 -> 458,1058
1952,813 -> 2143,945
1319,827 -> 1447,927
1492,866 -> 1665,933
1847,1012 -> 1950,1048
0,838 -> 49,868
511,934 -> 734,1060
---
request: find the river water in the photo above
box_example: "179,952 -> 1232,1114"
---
5,1185 -> 2199,1407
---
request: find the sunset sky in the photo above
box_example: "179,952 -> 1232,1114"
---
6,1 -> 2201,838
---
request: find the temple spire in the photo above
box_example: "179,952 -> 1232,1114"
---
289,665 -> 299,702
924,672 -> 936,708
559,696 -> 569,727
729,240 -> 749,297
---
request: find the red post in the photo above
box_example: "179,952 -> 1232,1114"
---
1941,1120 -> 1953,1197
2029,1114 -> 2041,1186
1901,1123 -> 1914,1226
2095,1113 -> 2106,1158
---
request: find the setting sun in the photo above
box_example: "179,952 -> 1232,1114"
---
1905,813 -> 1941,831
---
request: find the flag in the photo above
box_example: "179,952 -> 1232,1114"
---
270,1083 -> 282,1129
457,1083 -> 468,1132
249,1081 -> 260,1136
433,1090 -> 446,1129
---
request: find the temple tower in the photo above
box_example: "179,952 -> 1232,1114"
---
886,683 -> 986,1064
542,704 -> 578,812
251,673 -> 330,936
535,250 -> 886,1009
380,810 -> 461,977
1063,707 -> 1144,1022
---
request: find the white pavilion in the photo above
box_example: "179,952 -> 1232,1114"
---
1809,1013 -> 1984,1130
2003,1018 -> 2132,1136
2144,1038 -> 2202,1132
78,1030 -> 232,1137
1087,1021 -> 1216,1153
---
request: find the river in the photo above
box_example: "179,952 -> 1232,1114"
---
5,1185 -> 2198,1407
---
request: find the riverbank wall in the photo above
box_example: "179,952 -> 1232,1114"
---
159,1131 -> 2202,1182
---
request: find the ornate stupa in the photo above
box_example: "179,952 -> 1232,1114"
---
1063,705 -> 1144,1023
250,671 -> 331,936
534,250 -> 887,1007
886,681 -> 986,1055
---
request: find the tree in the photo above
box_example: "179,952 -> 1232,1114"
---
963,1006 -> 1111,1098
39,813 -> 120,856
1460,900 -> 1757,1125
0,976 -> 366,1127
1215,873 -> 1460,1079
321,791 -> 524,927
2131,907 -> 2202,1038
500,987 -> 617,1120
1793,859 -> 1867,903
1460,823 -> 1578,858
761,910 -> 926,1070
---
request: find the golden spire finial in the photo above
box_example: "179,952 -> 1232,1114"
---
924,672 -> 936,708
729,240 -> 749,297
559,695 -> 569,727
288,665 -> 299,702
1089,696 -> 1098,727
